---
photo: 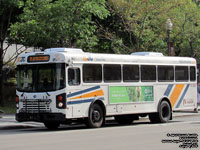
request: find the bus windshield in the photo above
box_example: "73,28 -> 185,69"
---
17,63 -> 66,92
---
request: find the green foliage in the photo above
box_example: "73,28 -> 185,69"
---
169,0 -> 200,57
8,0 -> 200,60
9,0 -> 109,51
0,0 -> 22,40
98,0 -> 200,58
0,0 -> 23,106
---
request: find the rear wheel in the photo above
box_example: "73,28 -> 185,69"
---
86,103 -> 104,128
44,122 -> 60,130
149,101 -> 171,123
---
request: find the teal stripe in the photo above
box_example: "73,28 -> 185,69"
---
164,84 -> 173,97
67,86 -> 100,98
67,97 -> 104,105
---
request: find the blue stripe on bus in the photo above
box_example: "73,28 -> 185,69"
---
175,84 -> 190,108
67,86 -> 100,98
164,84 -> 174,97
67,97 -> 104,105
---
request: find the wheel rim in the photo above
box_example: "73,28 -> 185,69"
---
162,105 -> 170,119
92,110 -> 101,123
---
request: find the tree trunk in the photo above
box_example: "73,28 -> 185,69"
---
189,41 -> 194,57
0,40 -> 4,106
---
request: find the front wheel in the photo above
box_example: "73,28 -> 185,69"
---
86,103 -> 104,128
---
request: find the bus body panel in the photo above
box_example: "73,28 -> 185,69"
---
15,48 -> 198,125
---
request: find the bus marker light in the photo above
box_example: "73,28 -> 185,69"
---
58,96 -> 63,101
16,96 -> 19,103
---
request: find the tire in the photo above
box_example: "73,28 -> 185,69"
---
139,114 -> 147,118
149,113 -> 159,123
149,101 -> 171,123
44,122 -> 60,130
114,115 -> 135,124
86,103 -> 104,128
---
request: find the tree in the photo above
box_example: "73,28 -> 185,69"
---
10,0 -> 109,51
193,0 -> 200,6
98,0 -> 177,54
169,0 -> 200,58
0,0 -> 23,106
97,0 -> 200,58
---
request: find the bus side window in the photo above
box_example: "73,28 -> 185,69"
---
190,66 -> 196,81
68,68 -> 80,86
175,66 -> 188,82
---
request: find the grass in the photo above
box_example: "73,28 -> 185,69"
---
0,106 -> 16,114
0,99 -> 16,114
0,79 -> 17,114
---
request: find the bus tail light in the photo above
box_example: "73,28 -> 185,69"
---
16,95 -> 19,109
56,93 -> 66,109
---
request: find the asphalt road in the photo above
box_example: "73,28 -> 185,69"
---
0,115 -> 200,150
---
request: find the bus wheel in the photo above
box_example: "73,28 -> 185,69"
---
148,113 -> 159,123
149,101 -> 171,123
114,115 -> 134,124
44,122 -> 60,130
86,103 -> 104,128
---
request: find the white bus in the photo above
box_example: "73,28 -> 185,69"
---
16,48 -> 197,129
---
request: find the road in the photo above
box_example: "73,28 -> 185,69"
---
0,115 -> 200,150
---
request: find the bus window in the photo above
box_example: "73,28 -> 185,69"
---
83,64 -> 102,83
68,68 -> 80,86
190,66 -> 196,81
141,65 -> 156,82
104,64 -> 121,82
123,65 -> 139,82
175,66 -> 188,82
158,66 -> 174,82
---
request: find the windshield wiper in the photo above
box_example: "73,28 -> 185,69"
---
42,86 -> 51,96
21,92 -> 24,97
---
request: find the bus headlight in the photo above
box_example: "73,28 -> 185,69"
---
58,102 -> 63,108
16,103 -> 19,109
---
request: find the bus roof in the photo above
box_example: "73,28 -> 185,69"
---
16,48 -> 196,65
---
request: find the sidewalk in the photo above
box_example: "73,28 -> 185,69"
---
0,114 -> 43,130
0,110 -> 200,130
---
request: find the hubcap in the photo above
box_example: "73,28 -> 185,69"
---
162,106 -> 169,118
92,110 -> 101,122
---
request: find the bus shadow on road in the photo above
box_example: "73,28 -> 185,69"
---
17,119 -> 182,133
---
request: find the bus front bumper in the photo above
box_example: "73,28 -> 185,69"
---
16,113 -> 66,123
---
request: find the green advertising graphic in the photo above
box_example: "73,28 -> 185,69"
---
109,86 -> 154,103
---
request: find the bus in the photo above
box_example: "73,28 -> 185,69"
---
16,48 -> 197,129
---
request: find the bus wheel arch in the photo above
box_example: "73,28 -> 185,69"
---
86,100 -> 106,128
158,98 -> 172,119
149,98 -> 172,123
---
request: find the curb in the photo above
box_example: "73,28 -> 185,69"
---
0,125 -> 37,130
0,112 -> 199,130
0,110 -> 5,118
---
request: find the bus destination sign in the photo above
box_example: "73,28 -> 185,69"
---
28,55 -> 50,62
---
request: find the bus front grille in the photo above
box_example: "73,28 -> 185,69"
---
20,99 -> 52,113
